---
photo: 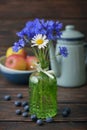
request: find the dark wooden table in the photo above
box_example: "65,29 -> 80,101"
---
0,72 -> 87,130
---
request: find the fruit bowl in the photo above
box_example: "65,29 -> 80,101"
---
0,56 -> 35,84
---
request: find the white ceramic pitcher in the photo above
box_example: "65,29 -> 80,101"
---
49,25 -> 86,87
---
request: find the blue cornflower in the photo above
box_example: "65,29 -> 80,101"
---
59,46 -> 68,57
13,39 -> 25,52
12,42 -> 21,52
16,18 -> 62,41
13,18 -> 63,52
19,39 -> 25,47
16,28 -> 27,38
45,20 -> 63,40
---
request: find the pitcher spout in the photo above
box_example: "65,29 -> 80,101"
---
49,42 -> 61,77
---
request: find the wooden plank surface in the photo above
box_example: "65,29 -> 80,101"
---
0,102 -> 87,121
0,0 -> 86,19
0,0 -> 87,48
0,122 -> 87,130
0,65 -> 87,130
0,76 -> 87,121
0,83 -> 87,103
0,83 -> 87,129
0,75 -> 87,130
0,74 -> 87,103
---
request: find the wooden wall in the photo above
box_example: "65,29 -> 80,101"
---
0,0 -> 87,55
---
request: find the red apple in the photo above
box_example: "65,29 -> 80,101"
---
5,54 -> 27,70
26,56 -> 38,70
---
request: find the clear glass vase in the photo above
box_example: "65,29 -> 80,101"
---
29,71 -> 58,119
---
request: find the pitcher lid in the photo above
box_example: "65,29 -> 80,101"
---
59,25 -> 85,41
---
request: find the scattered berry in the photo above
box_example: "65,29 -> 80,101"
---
22,112 -> 28,117
4,95 -> 11,101
62,107 -> 71,117
36,119 -> 43,125
62,110 -> 68,117
24,105 -> 29,112
17,93 -> 23,99
46,117 -> 53,123
16,109 -> 22,115
14,101 -> 21,106
63,107 -> 71,114
30,115 -> 37,121
22,101 -> 28,107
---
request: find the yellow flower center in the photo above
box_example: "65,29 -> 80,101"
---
36,39 -> 43,45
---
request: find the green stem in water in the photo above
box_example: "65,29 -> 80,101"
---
39,75 -> 43,116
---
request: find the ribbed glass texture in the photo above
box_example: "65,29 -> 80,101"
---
29,71 -> 58,119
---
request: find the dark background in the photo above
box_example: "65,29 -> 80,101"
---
0,0 -> 87,55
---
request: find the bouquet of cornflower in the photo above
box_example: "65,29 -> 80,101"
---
13,18 -> 63,69
12,18 -> 69,120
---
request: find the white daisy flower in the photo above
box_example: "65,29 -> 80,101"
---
31,34 -> 49,49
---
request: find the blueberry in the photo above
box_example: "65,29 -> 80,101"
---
24,105 -> 29,112
14,101 -> 21,106
62,110 -> 68,117
22,112 -> 28,117
4,95 -> 11,101
64,107 -> 71,114
36,119 -> 43,125
17,93 -> 23,99
30,115 -> 37,121
16,109 -> 22,115
62,107 -> 71,117
22,101 -> 28,107
46,117 -> 53,123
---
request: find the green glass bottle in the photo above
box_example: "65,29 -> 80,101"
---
29,71 -> 58,119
